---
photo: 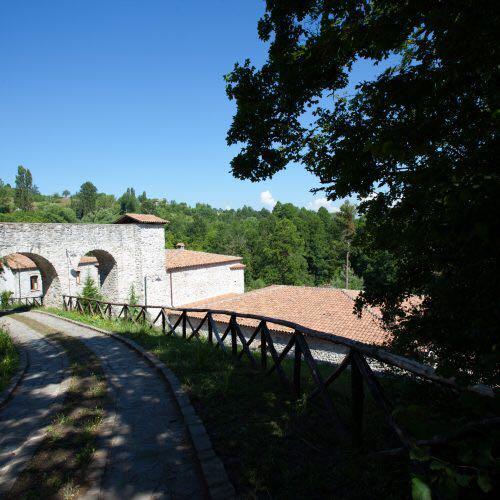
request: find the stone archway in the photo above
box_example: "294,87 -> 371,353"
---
1,252 -> 62,307
1,221 -> 169,306
79,250 -> 119,301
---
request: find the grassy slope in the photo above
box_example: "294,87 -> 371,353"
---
45,308 -> 412,498
44,308 -> 499,499
0,327 -> 19,393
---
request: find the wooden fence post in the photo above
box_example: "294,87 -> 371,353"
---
351,350 -> 365,447
260,322 -> 267,370
230,315 -> 237,357
182,311 -> 187,338
208,314 -> 213,344
293,334 -> 302,397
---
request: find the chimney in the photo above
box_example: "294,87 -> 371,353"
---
176,242 -> 185,250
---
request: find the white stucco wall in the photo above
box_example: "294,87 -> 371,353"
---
166,263 -> 245,307
0,266 -> 43,299
1,260 -> 100,300
72,262 -> 100,297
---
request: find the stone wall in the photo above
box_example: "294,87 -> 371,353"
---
0,222 -> 169,307
166,264 -> 245,307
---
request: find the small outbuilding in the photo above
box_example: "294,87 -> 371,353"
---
165,246 -> 245,307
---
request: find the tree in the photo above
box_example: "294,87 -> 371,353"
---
255,216 -> 310,285
75,182 -> 98,218
80,274 -> 103,301
138,191 -> 156,214
0,180 -> 13,213
62,189 -> 71,198
14,166 -> 35,211
119,187 -> 139,214
225,1 -> 499,385
336,202 -> 356,289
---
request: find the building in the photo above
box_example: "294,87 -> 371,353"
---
165,244 -> 245,307
167,285 -> 390,363
0,215 -> 170,306
0,253 -> 99,300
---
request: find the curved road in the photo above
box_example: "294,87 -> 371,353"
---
1,311 -> 207,499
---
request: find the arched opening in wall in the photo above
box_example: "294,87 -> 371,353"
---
75,250 -> 118,301
0,252 -> 61,307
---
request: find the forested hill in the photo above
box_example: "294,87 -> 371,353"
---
0,168 -> 365,290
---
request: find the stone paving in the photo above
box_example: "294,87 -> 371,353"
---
28,311 -> 207,499
0,316 -> 70,495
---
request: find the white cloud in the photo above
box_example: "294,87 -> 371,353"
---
260,190 -> 276,209
307,197 -> 340,213
358,192 -> 377,203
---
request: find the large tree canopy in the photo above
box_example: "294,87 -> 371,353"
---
226,1 -> 499,384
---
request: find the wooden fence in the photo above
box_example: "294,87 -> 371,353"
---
62,295 -> 497,453
4,296 -> 43,308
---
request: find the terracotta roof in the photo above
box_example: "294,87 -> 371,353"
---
114,213 -> 168,224
79,256 -> 98,265
229,263 -> 246,270
3,253 -> 38,270
179,285 -> 390,346
166,249 -> 243,271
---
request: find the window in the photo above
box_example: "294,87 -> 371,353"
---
30,275 -> 39,291
76,271 -> 81,284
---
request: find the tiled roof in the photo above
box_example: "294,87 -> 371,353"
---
166,249 -> 243,271
179,285 -> 390,346
229,263 -> 246,270
79,256 -> 98,265
114,213 -> 168,224
3,254 -> 38,270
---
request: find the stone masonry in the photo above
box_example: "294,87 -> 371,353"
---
0,221 -> 168,307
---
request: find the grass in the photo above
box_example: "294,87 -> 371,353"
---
45,307 -> 499,499
6,314 -> 108,500
0,327 -> 19,393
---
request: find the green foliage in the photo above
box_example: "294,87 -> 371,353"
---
1,290 -> 14,309
0,179 -> 14,213
411,475 -> 431,500
408,433 -> 499,500
80,274 -> 103,301
74,181 -> 98,218
0,204 -> 77,223
47,307 -> 500,498
128,284 -> 138,306
14,165 -> 35,211
225,1 -> 499,385
119,187 -> 139,214
0,328 -> 19,392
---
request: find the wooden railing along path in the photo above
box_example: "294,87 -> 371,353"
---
62,295 -> 497,453
2,296 -> 43,308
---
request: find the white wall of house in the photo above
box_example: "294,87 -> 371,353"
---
0,261 -> 99,300
0,266 -> 43,299
71,262 -> 100,296
166,263 -> 245,307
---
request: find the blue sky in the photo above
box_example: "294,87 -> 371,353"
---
0,0 -> 382,211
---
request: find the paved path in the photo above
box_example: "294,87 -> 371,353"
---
28,311 -> 207,499
0,315 -> 70,495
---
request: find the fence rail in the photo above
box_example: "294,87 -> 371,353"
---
5,296 -> 43,307
62,295 -> 497,452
